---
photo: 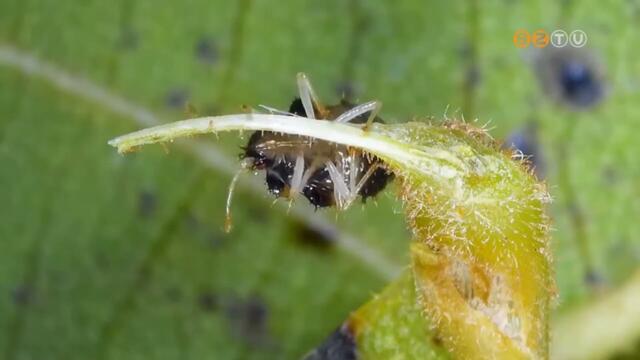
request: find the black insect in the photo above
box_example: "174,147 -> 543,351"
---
225,74 -> 393,229
243,99 -> 393,208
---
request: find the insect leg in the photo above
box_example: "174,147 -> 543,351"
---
353,162 -> 382,196
297,72 -> 319,119
334,101 -> 380,124
325,160 -> 351,210
338,150 -> 362,209
289,153 -> 306,195
300,158 -> 321,187
364,101 -> 382,131
348,150 -> 359,196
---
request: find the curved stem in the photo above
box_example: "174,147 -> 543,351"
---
108,114 -> 464,177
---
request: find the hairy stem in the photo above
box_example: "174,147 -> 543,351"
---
108,114 -> 463,176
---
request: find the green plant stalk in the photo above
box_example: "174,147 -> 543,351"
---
109,114 -> 553,359
348,261 -> 640,360
347,269 -> 450,359
398,124 -> 554,359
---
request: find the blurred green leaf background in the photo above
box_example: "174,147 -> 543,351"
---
1,0 -> 639,359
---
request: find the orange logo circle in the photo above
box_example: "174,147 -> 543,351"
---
513,29 -> 530,48
532,29 -> 549,48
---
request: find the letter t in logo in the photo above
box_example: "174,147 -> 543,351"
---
551,30 -> 568,48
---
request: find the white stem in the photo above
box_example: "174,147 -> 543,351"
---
108,114 -> 462,179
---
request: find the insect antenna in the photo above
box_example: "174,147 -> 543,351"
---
354,162 -> 383,197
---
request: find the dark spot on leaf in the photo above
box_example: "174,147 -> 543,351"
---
290,220 -> 335,251
303,323 -> 357,360
138,190 -> 156,218
195,37 -> 219,64
198,291 -> 219,312
225,295 -> 269,345
559,62 -> 602,106
535,48 -> 606,109
12,285 -> 33,306
503,122 -> 546,178
165,88 -> 190,109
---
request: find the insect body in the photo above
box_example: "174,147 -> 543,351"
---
225,74 -> 393,230
244,97 -> 393,209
